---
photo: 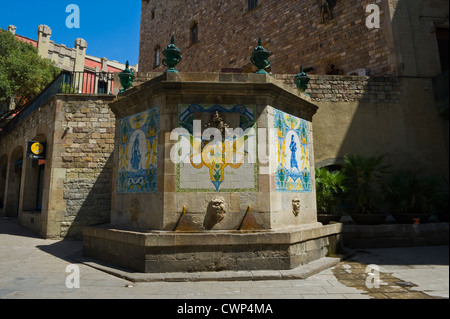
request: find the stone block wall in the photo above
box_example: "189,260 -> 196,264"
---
54,95 -> 116,238
83,223 -> 343,273
134,72 -> 402,103
342,223 -> 450,248
275,74 -> 401,103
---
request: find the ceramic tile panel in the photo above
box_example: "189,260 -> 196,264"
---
274,109 -> 312,193
117,108 -> 159,193
176,104 -> 258,193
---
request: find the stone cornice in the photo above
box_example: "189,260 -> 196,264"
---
111,72 -> 319,121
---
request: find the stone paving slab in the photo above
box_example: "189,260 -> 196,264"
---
0,220 -> 448,300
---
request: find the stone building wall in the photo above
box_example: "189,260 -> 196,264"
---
278,73 -> 448,178
311,76 -> 449,180
387,0 -> 449,77
0,97 -> 57,237
0,94 -> 116,239
139,0 -> 397,76
55,95 -> 116,238
129,71 -> 448,179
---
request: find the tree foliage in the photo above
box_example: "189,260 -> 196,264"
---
0,29 -> 60,110
315,167 -> 346,214
342,154 -> 391,214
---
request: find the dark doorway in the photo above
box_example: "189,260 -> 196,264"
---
436,28 -> 449,72
6,146 -> 24,217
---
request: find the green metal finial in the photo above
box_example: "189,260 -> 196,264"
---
294,65 -> 311,95
251,37 -> 271,75
118,60 -> 135,94
163,35 -> 182,73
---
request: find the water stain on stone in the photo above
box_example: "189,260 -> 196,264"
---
331,260 -> 438,299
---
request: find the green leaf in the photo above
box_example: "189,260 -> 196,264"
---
0,29 -> 60,109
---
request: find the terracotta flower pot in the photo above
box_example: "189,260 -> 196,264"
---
391,213 -> 431,224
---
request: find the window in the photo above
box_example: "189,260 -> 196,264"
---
22,137 -> 46,212
22,159 -> 45,212
436,28 -> 449,72
151,9 -> 156,20
154,47 -> 161,67
97,80 -> 108,94
190,23 -> 199,45
248,0 -> 258,11
7,146 -> 24,217
0,155 -> 7,210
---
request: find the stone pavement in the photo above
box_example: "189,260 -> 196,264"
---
0,219 -> 448,300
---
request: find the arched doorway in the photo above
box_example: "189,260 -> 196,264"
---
6,146 -> 24,218
0,154 -> 7,214
22,135 -> 47,212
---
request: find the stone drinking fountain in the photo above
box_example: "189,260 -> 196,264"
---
83,37 -> 342,274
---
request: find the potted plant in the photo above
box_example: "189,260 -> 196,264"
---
315,167 -> 346,224
341,154 -> 390,225
385,170 -> 441,224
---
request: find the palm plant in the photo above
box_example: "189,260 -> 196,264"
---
342,154 -> 390,214
315,168 -> 346,214
385,170 -> 442,214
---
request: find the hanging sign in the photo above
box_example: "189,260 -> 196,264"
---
27,141 -> 46,160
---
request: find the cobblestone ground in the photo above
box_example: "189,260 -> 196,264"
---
0,220 -> 448,300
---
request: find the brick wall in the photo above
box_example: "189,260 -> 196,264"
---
140,0 -> 397,76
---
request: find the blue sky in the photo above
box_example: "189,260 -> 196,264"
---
0,1 -> 141,66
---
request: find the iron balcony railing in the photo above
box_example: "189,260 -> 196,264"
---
58,71 -> 115,95
0,70 -> 116,139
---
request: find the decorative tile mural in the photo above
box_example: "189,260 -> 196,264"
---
176,104 -> 258,193
117,108 -> 159,193
274,109 -> 312,192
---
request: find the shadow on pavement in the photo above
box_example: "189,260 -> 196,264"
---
0,218 -> 41,239
0,219 -> 83,264
347,246 -> 449,266
36,240 -> 83,263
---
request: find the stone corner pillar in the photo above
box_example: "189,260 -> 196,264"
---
74,38 -> 87,72
8,25 -> 17,35
37,25 -> 52,59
